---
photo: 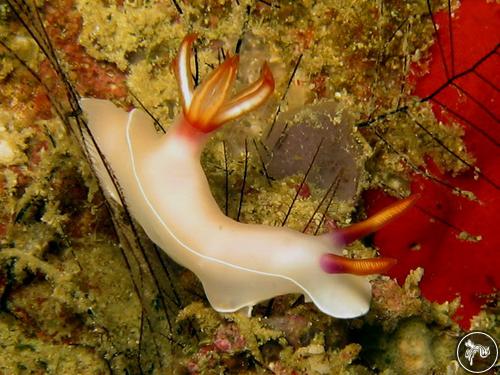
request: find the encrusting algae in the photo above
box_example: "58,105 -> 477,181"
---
0,0 -> 496,374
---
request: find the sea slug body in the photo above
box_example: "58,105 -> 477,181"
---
81,35 -> 416,318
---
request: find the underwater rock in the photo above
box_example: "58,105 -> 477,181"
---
264,101 -> 367,201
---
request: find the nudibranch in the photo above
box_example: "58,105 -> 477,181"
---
80,35 -> 416,318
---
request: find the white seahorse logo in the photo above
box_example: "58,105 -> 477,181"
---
464,339 -> 491,366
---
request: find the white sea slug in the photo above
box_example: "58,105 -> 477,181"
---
80,35 -> 416,318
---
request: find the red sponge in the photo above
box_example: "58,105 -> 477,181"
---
366,0 -> 499,329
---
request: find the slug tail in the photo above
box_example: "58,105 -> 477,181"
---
173,35 -> 275,133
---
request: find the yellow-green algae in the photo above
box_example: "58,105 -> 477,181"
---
0,0 -> 487,373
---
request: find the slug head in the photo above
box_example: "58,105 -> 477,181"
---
172,34 -> 275,133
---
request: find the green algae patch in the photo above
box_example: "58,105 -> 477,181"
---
0,237 -> 143,374
0,38 -> 142,370
0,313 -> 110,374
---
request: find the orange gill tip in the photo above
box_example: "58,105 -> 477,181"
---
173,34 -> 197,111
212,62 -> 275,125
320,253 -> 397,276
173,35 -> 275,133
187,55 -> 240,131
331,194 -> 420,246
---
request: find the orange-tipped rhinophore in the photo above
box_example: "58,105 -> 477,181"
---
172,34 -> 275,133
331,195 -> 419,246
321,195 -> 419,275
320,253 -> 397,276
